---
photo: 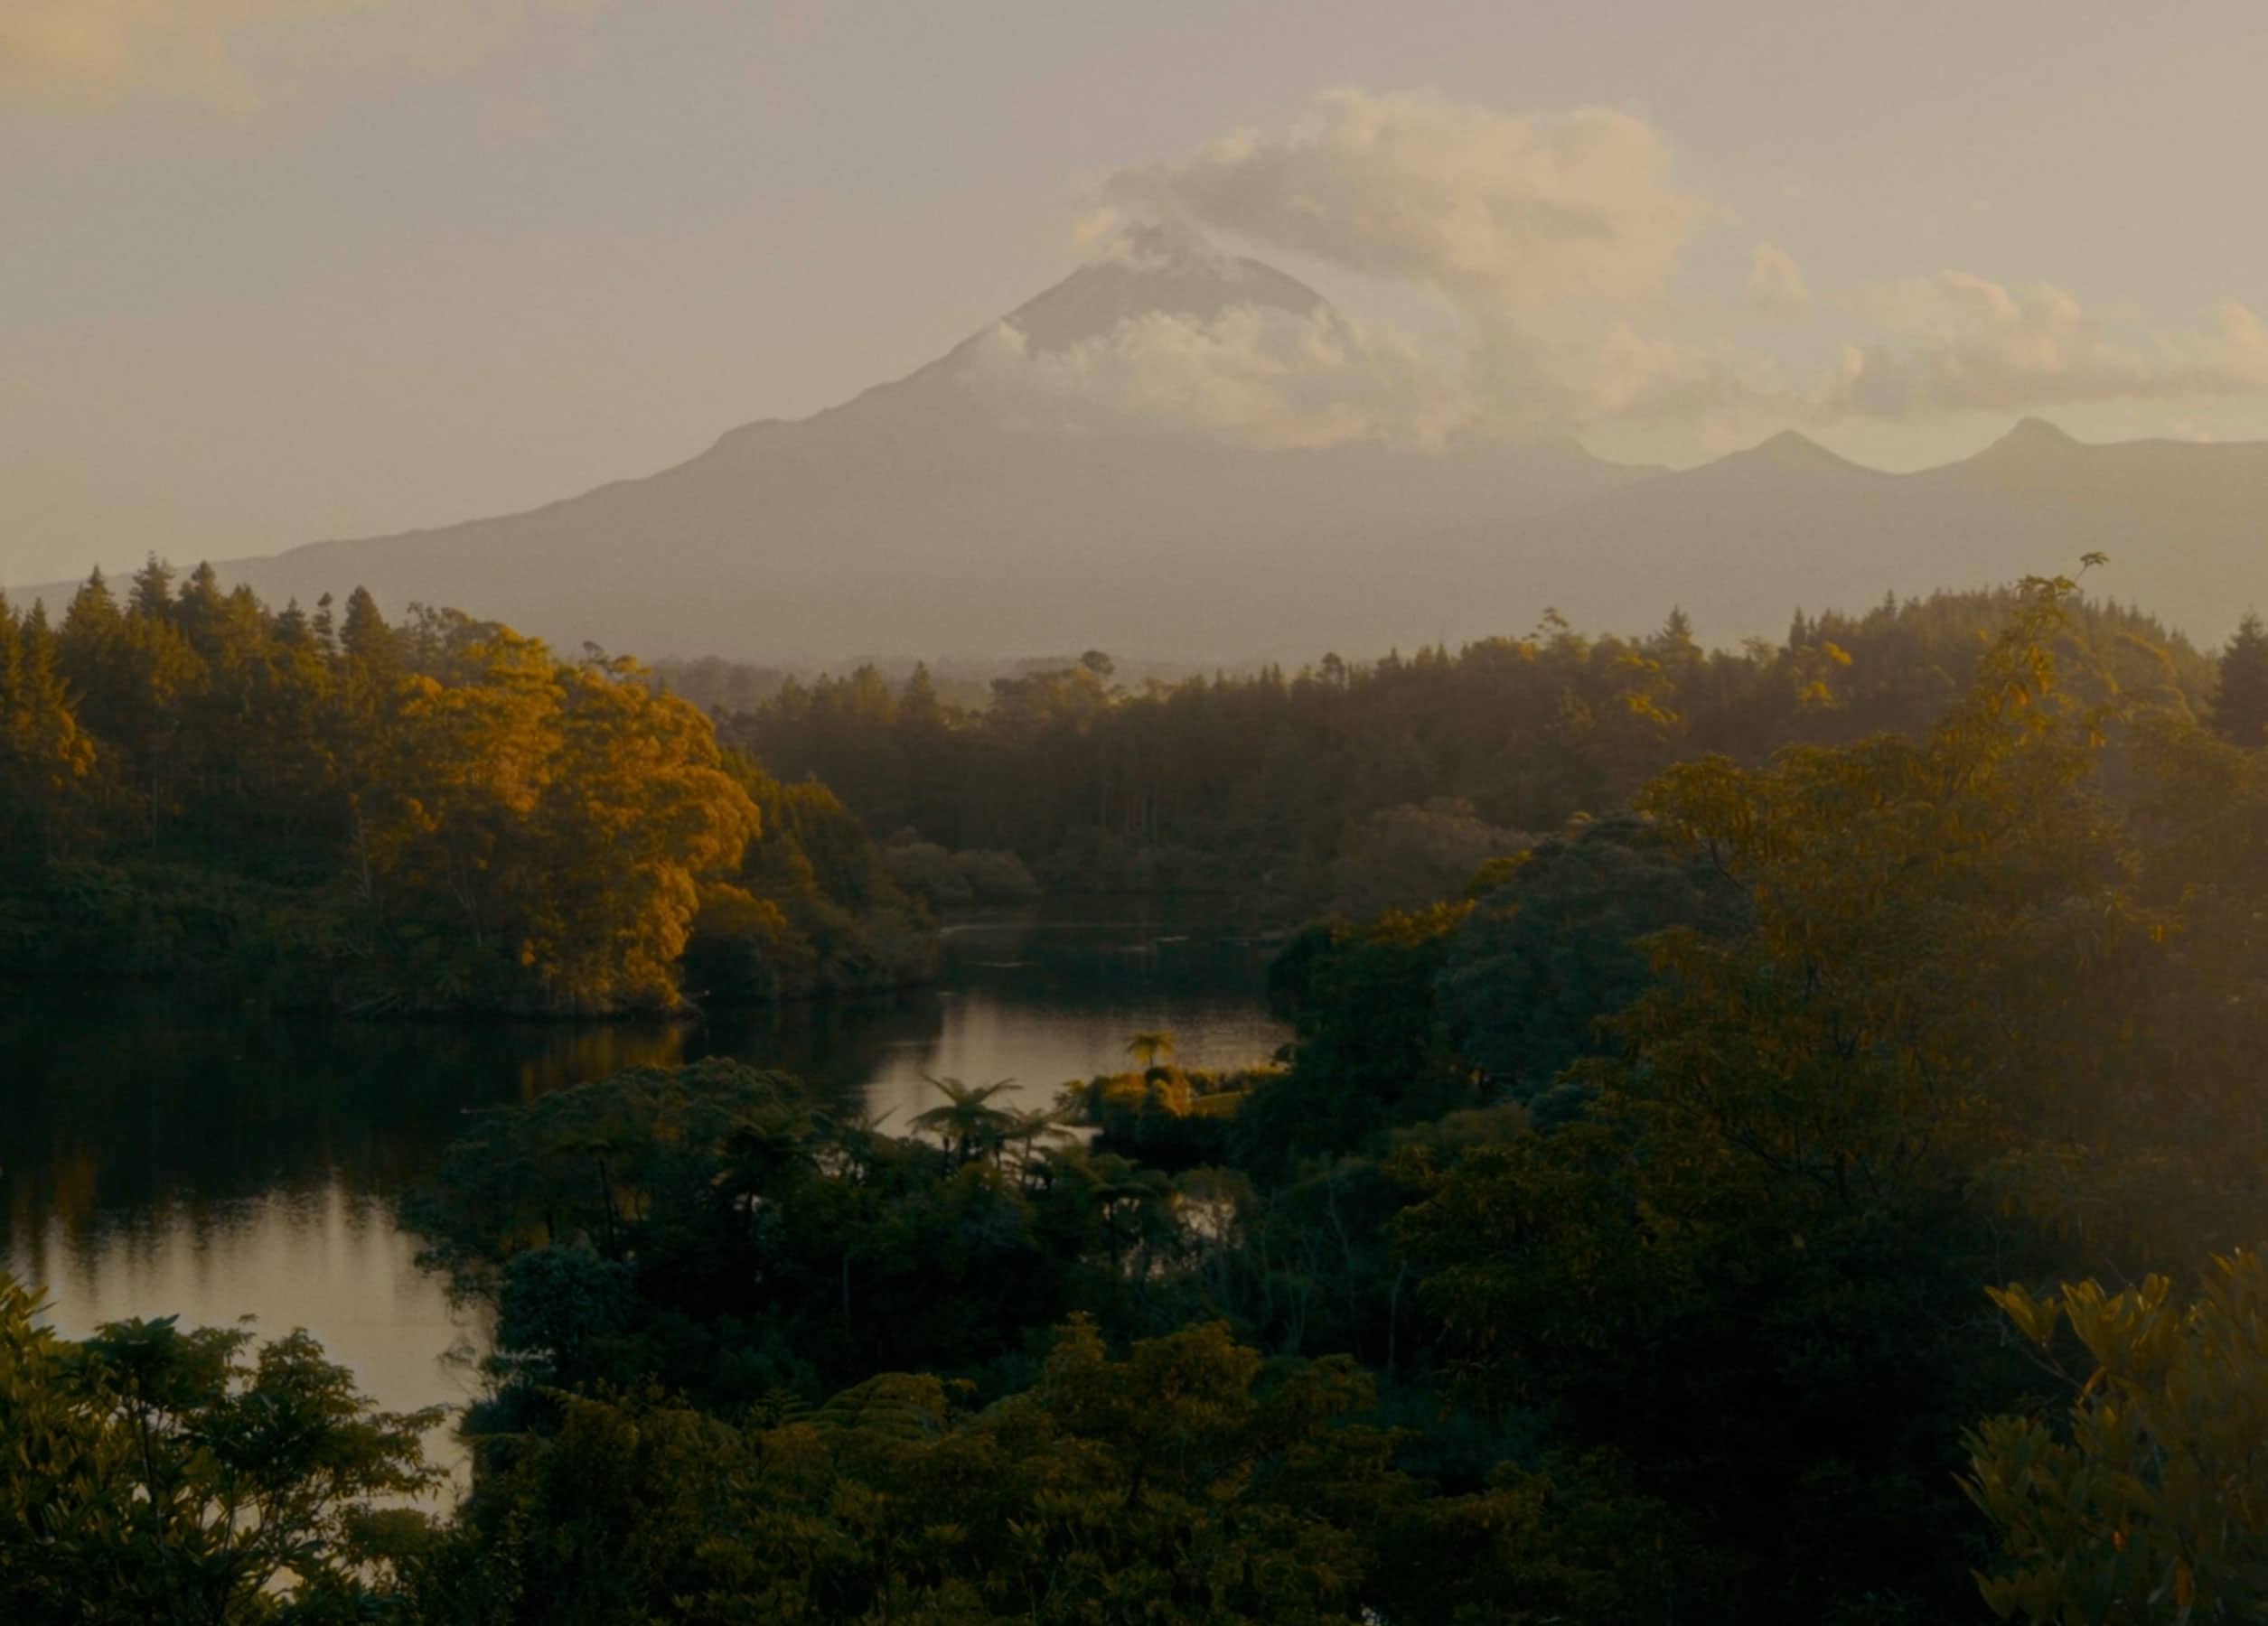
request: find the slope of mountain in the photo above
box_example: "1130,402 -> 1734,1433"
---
16,241 -> 1653,663
16,238 -> 2268,659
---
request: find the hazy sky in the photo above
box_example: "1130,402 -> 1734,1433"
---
7,0 -> 2268,584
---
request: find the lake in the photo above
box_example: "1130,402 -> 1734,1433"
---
0,904 -> 1289,1496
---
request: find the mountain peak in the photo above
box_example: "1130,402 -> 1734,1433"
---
1728,428 -> 1856,472
1988,416 -> 2081,454
996,225 -> 1331,353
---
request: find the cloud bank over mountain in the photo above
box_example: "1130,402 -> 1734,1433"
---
1826,273 -> 2268,419
960,89 -> 2268,453
956,305 -> 1484,451
1095,90 -> 1706,310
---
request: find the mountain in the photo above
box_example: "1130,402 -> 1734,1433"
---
14,238 -> 1651,663
15,238 -> 2268,659
1493,418 -> 2268,643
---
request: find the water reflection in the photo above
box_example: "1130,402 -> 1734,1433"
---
0,905 -> 1286,1490
15,1181 -> 489,1500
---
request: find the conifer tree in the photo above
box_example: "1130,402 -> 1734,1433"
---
63,567 -> 118,638
275,598 -> 311,647
340,586 -> 395,669
128,554 -> 175,620
0,596 -> 96,859
2210,610 -> 2268,745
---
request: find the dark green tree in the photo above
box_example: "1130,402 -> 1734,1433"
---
0,1276 -> 442,1624
2210,609 -> 2268,745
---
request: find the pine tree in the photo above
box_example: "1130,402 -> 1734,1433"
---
129,555 -> 176,621
276,598 -> 311,647
897,662 -> 943,729
0,597 -> 96,859
340,587 -> 396,669
2211,611 -> 2268,746
174,562 -> 228,656
63,568 -> 119,639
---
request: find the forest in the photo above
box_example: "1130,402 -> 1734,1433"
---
0,560 -> 932,1014
724,589 -> 2221,915
8,568 -> 2268,1620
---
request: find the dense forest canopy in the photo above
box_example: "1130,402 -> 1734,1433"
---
10,568 -> 2268,1620
0,560 -> 930,1014
724,588 -> 2214,911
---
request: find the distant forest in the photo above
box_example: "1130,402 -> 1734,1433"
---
726,588 -> 2226,915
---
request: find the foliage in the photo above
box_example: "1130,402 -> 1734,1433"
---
1434,811 -> 1746,1116
361,631 -> 760,1013
416,1315 -> 1669,1626
1325,799 -> 1531,920
0,1273 -> 441,1623
0,563 -> 927,1013
1244,902 -> 1484,1173
882,837 -> 1042,910
1061,1053 -> 1277,1173
2209,609 -> 2268,745
409,1061 -> 1200,1407
725,590 -> 2211,914
1967,1250 -> 2268,1623
1393,573 -> 2245,1618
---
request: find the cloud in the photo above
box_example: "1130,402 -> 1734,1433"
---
0,0 -> 604,110
1098,89 -> 1708,309
1571,325 -> 1787,427
998,89 -> 1729,445
954,304 -> 1506,451
1746,242 -> 1809,313
1011,91 -> 2268,446
1824,271 -> 2268,418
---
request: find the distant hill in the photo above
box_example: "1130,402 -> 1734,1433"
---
1496,416 -> 2268,643
17,240 -> 2268,659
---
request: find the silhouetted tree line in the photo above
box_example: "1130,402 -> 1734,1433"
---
723,589 -> 2224,912
0,560 -> 930,1014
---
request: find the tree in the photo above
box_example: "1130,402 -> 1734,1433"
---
0,598 -> 97,862
1124,1030 -> 1176,1072
338,586 -> 396,671
1967,1251 -> 2268,1623
1436,813 -> 1746,1116
127,555 -> 174,621
2210,609 -> 2268,745
361,636 -> 760,1012
1245,902 -> 1482,1172
908,1074 -> 1022,1165
1326,799 -> 1530,919
0,1274 -> 442,1623
1400,575 -> 2171,1618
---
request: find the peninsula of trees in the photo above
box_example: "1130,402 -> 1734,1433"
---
0,561 -> 931,1014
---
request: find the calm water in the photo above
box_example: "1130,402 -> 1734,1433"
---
0,905 -> 1288,1495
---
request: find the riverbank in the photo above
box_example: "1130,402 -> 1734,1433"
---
0,904 -> 1292,1504
0,853 -> 942,1016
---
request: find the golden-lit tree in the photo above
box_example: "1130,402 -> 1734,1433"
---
362,634 -> 758,1013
